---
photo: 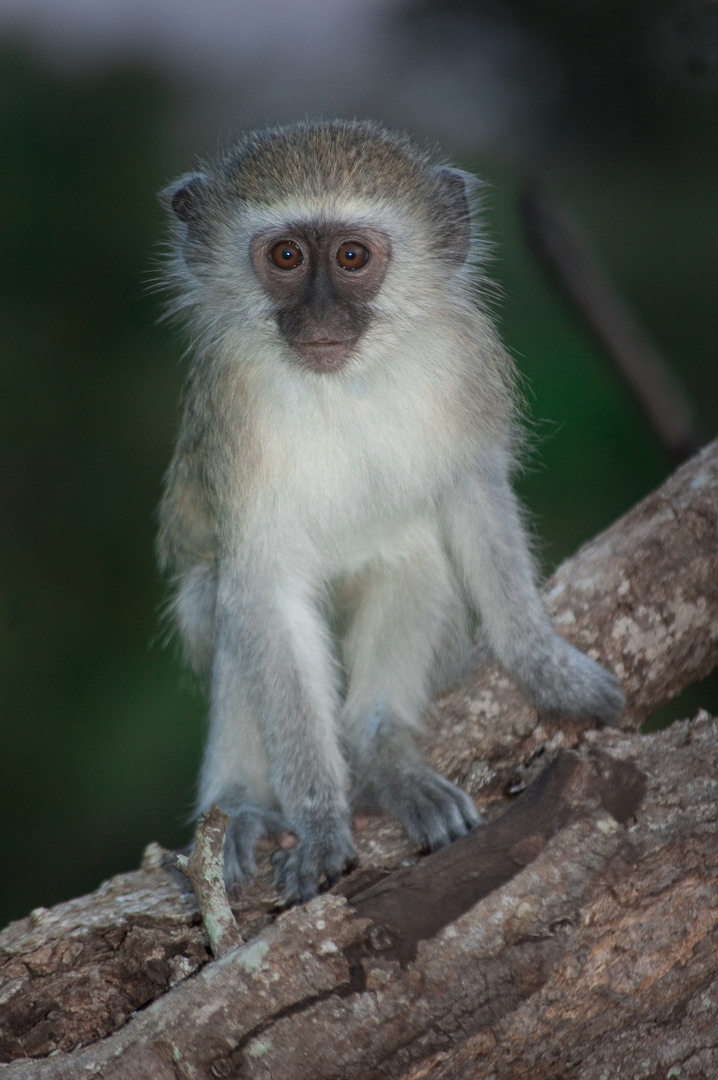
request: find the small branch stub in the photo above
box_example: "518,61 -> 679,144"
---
175,804 -> 243,958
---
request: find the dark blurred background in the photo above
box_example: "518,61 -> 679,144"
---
1,0 -> 717,929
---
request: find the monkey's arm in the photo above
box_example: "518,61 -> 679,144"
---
200,557 -> 355,902
441,460 -> 625,723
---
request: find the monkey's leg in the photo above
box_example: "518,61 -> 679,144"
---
442,462 -> 625,723
200,565 -> 355,903
340,531 -> 480,852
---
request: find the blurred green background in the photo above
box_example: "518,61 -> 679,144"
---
1,0 -> 717,929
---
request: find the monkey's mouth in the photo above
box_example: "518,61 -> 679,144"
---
291,340 -> 355,372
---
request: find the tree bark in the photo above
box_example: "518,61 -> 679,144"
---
1,439 -> 717,1080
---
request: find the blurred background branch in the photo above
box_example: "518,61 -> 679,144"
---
520,183 -> 702,465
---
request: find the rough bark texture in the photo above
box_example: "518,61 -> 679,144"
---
397,715 -> 718,1080
0,439 -> 716,1080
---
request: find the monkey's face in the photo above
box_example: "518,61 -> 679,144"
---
249,223 -> 392,373
165,122 -> 475,376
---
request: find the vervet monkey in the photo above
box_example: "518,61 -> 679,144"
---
158,119 -> 624,904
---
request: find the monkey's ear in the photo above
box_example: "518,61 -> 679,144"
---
433,167 -> 473,265
161,174 -> 212,224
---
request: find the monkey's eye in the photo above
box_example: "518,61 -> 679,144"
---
270,241 -> 304,270
336,242 -> 370,271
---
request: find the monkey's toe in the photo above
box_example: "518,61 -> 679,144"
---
406,774 -> 481,852
356,763 -> 481,853
272,821 -> 357,905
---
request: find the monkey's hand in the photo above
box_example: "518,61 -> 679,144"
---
221,805 -> 292,893
271,809 -> 357,905
351,740 -> 481,853
521,637 -> 625,726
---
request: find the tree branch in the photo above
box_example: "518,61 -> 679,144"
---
175,806 -> 243,959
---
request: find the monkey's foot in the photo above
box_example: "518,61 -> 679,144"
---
272,812 -> 357,905
353,762 -> 481,853
220,804 -> 290,892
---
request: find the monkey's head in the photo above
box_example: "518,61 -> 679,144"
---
163,120 -> 478,374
